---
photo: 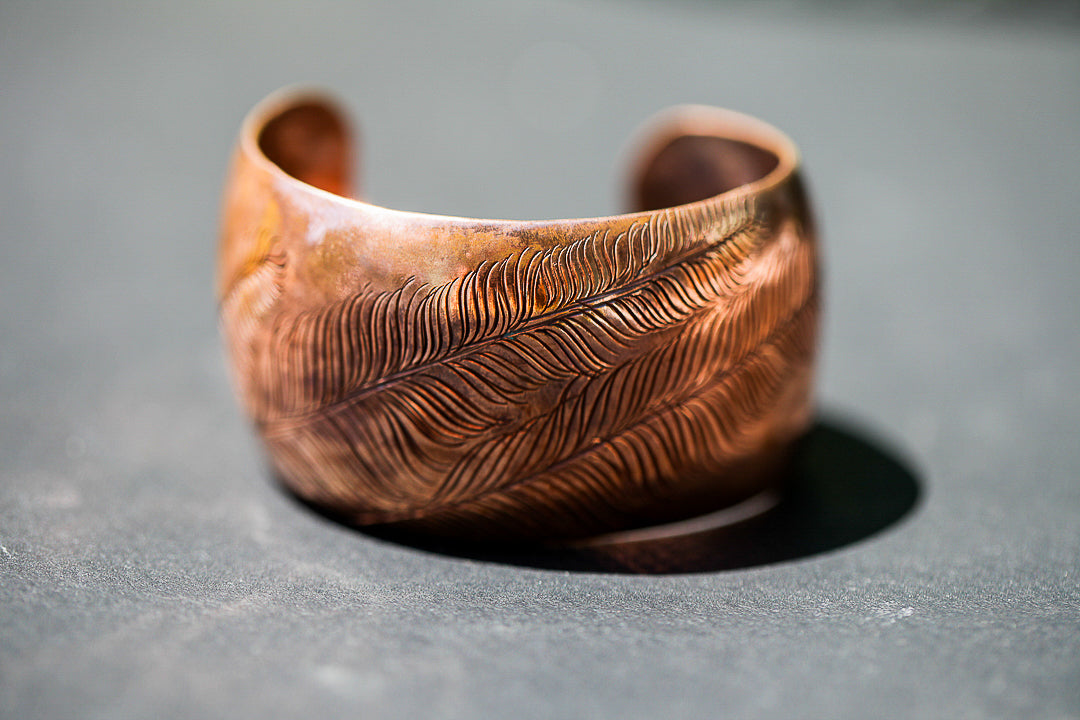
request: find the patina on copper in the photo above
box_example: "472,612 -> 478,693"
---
218,89 -> 819,542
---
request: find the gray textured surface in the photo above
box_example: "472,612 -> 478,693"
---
2,1 -> 1079,718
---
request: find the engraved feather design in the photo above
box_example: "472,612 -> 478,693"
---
230,195 -> 818,536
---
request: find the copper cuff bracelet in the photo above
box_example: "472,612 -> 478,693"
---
218,90 -> 819,542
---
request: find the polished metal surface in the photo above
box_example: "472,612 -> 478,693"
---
219,92 -> 818,539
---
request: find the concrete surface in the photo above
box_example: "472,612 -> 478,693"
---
1,2 -> 1078,718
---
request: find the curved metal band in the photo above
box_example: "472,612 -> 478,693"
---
219,89 -> 819,541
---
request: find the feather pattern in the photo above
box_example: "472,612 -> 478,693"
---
259,198 -> 752,416
247,197 -> 818,533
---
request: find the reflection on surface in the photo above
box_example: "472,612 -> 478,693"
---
316,417 -> 920,574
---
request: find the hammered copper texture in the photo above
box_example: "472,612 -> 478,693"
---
218,92 -> 819,540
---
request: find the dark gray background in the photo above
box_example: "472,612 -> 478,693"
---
2,1 -> 1078,718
